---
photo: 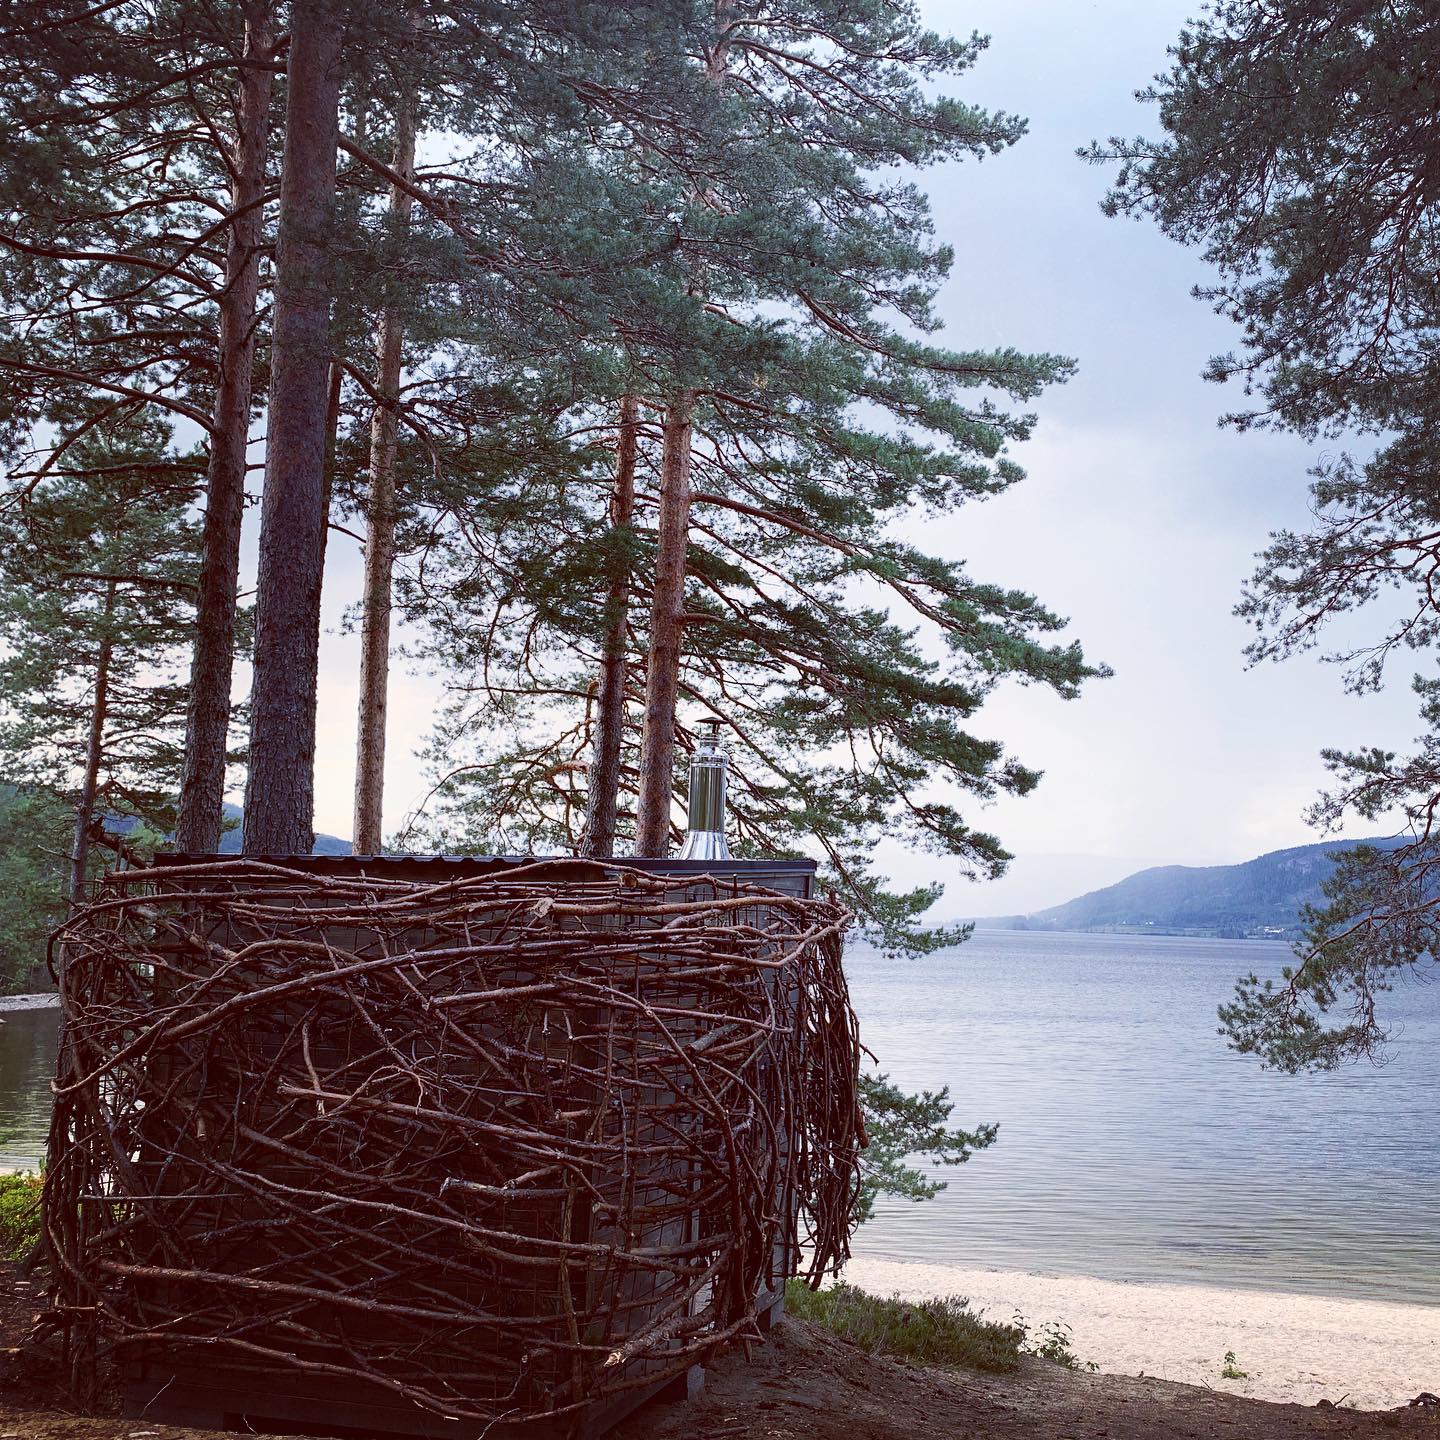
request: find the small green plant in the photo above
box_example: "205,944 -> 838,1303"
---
785,1279 -> 1025,1374
0,1171 -> 42,1260
1015,1314 -> 1098,1372
1221,1349 -> 1248,1380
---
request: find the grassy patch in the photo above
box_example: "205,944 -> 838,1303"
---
784,1279 -> 1024,1374
0,1171 -> 41,1259
1221,1349 -> 1248,1380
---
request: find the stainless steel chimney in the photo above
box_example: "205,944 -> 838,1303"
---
679,718 -> 732,860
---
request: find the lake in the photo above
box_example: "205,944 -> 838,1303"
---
3,928 -> 1437,1303
848,929 -> 1440,1305
0,1005 -> 58,1174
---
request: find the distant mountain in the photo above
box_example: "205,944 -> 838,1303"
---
982,836 -> 1406,940
214,802 -> 351,857
104,803 -> 350,856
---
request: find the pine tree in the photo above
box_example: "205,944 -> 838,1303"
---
608,0 -> 1086,861
631,0 -> 731,854
634,395 -> 695,856
240,0 -> 731,852
350,84 -> 416,856
0,421 -> 199,908
310,3 -> 731,853
401,7 -> 1105,948
241,0 -> 344,856
576,397 -> 640,859
176,0 -> 278,853
0,786 -> 71,993
1091,0 -> 1440,1068
0,0 -> 282,854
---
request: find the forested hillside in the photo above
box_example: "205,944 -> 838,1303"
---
989,838 -> 1404,939
212,804 -> 349,857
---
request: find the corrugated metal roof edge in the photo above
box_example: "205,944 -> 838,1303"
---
165,853 -> 817,873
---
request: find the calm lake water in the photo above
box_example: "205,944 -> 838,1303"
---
849,929 -> 1440,1305
2,929 -> 1436,1303
0,1006 -> 58,1174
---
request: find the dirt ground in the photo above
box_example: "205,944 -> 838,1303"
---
3,1262 -> 1438,1440
614,1316 -> 1440,1440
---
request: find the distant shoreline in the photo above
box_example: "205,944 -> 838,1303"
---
962,923 -> 1297,942
843,1256 -> 1439,1410
0,993 -> 59,1013
959,838 -> 1399,941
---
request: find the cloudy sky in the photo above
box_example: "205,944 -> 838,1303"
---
274,0 -> 1419,916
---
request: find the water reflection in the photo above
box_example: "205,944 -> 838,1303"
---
0,1007 -> 58,1173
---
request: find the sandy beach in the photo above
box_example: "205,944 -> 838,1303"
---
845,1256 -> 1440,1411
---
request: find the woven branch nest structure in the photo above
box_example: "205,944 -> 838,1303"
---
43,857 -> 862,1431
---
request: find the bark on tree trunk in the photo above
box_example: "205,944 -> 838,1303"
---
629,5 -> 731,858
175,2 -> 275,854
351,97 -> 417,855
633,395 -> 694,857
579,395 -> 640,859
70,581 -> 116,907
242,0 -> 342,857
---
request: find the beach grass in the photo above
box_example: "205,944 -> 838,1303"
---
785,1278 -> 1025,1373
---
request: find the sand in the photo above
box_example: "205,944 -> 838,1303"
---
844,1255 -> 1440,1412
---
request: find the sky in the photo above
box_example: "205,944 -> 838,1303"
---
253,0 -> 1423,917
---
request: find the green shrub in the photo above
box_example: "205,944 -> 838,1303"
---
0,1171 -> 42,1259
1015,1315 -> 1098,1372
784,1279 -> 1024,1374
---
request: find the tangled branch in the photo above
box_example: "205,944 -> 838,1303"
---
43,857 -> 861,1426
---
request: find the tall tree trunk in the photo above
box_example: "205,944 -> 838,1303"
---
242,0 -> 342,856
352,96 -> 417,855
70,581 -> 116,907
629,5 -> 731,858
579,395 -> 640,858
633,395 -> 694,857
174,1 -> 275,853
